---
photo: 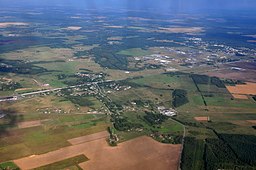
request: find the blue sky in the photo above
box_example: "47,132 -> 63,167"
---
1,0 -> 256,12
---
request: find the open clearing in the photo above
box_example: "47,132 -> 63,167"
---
104,25 -> 124,29
207,63 -> 256,82
226,82 -> 256,96
14,136 -> 181,170
0,22 -> 29,28
14,88 -> 33,92
194,117 -> 209,122
66,26 -> 82,31
157,27 -> 204,34
68,131 -> 109,145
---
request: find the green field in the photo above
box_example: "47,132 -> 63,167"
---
33,155 -> 88,170
117,48 -> 152,57
0,94 -> 109,162
0,161 -> 20,170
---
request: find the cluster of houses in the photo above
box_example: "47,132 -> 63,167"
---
157,106 -> 177,117
75,72 -> 104,80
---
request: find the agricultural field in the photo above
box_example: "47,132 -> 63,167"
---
0,2 -> 256,170
1,70 -> 256,169
13,135 -> 180,170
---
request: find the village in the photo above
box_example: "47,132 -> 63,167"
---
133,36 -> 256,72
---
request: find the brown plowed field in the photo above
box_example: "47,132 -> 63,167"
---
231,94 -> 248,99
247,120 -> 256,124
14,136 -> 181,170
14,137 -> 107,169
17,119 -> 49,129
207,70 -> 256,82
17,120 -> 42,129
207,62 -> 256,82
194,117 -> 208,121
79,136 -> 181,170
226,82 -> 256,95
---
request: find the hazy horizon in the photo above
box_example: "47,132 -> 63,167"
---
1,0 -> 256,14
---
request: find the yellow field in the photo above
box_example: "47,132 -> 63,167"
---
226,82 -> 256,99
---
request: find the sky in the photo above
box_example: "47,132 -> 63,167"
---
1,0 -> 256,13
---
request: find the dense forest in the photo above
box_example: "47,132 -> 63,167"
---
181,134 -> 256,170
172,89 -> 189,108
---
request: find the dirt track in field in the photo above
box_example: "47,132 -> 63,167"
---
14,135 -> 181,170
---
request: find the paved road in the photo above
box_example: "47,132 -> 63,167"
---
0,80 -> 114,102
